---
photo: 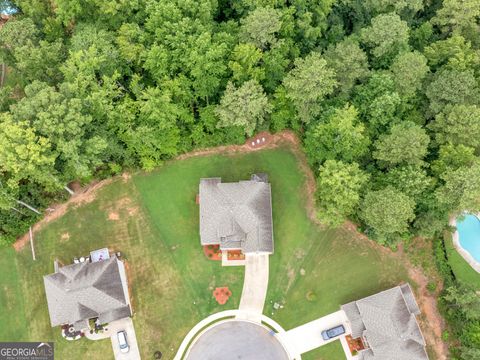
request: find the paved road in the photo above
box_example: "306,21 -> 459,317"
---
185,320 -> 289,360
109,318 -> 141,360
174,310 -> 292,359
237,253 -> 269,322
278,310 -> 350,357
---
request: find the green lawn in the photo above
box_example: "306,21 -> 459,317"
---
445,232 -> 480,289
0,147 -> 411,360
302,340 -> 345,360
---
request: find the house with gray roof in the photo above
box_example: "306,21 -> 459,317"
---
341,283 -> 428,360
43,255 -> 131,331
199,173 -> 273,254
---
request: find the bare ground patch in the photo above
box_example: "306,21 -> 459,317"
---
108,212 -> 120,221
60,232 -> 70,242
13,178 -> 114,251
409,265 -> 448,360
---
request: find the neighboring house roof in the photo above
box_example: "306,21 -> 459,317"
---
43,256 -> 131,330
341,283 -> 428,360
199,173 -> 273,253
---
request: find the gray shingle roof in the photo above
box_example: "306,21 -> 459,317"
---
341,284 -> 428,360
43,256 -> 131,329
199,174 -> 273,253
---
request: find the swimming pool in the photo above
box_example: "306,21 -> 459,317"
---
456,214 -> 480,263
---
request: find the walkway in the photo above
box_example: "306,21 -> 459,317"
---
278,310 -> 350,358
236,253 -> 269,323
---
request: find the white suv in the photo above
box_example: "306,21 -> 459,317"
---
117,330 -> 130,353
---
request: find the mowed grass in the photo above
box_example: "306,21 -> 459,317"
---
0,147 -> 411,360
445,233 -> 480,289
302,340 -> 345,360
0,248 -> 28,340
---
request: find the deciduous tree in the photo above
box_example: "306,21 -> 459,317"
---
430,104 -> 480,149
283,52 -> 336,123
373,122 -> 430,167
304,105 -> 370,164
239,6 -> 282,50
361,187 -> 415,245
436,161 -> 480,213
324,38 -> 369,94
215,80 -> 271,136
228,43 -> 265,84
390,51 -> 429,98
426,69 -> 478,115
316,160 -> 369,226
360,13 -> 410,67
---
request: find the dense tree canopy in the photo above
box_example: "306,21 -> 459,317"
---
2,0 -> 480,355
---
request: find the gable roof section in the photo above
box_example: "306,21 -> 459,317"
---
341,284 -> 428,360
43,256 -> 131,329
199,174 -> 273,253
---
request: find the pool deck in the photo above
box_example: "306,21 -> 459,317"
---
450,215 -> 480,274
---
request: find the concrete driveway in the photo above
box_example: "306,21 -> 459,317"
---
237,253 -> 269,322
278,310 -> 350,357
109,318 -> 141,360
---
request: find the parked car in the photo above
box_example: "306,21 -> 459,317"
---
117,330 -> 130,353
321,325 -> 345,340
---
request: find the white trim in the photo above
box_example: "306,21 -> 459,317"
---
450,215 -> 480,274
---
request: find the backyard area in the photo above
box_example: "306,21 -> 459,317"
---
0,146 -> 412,359
445,232 -> 480,289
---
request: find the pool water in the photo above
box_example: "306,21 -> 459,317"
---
456,214 -> 480,262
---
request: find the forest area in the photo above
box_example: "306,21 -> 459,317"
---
0,0 -> 480,358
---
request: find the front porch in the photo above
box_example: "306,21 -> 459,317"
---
202,245 -> 246,266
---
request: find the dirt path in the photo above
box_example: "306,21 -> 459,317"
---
408,266 -> 448,360
13,178 -> 114,251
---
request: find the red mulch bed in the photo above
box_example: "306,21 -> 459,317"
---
346,335 -> 365,355
195,194 -> 200,204
213,287 -> 232,305
203,245 -> 222,260
227,250 -> 245,260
